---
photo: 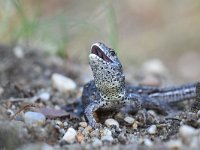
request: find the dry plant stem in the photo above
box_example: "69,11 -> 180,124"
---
11,103 -> 39,120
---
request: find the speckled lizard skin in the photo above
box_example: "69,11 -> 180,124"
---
82,42 -> 198,128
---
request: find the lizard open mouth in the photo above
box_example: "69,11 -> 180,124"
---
91,45 -> 113,62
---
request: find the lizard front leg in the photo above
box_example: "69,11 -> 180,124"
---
84,102 -> 101,128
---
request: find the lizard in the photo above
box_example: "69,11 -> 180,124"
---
82,42 -> 198,128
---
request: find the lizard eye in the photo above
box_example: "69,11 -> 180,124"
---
110,49 -> 116,56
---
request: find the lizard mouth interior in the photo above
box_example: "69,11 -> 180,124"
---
91,45 -> 113,63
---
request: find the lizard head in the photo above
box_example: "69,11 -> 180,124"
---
89,42 -> 126,100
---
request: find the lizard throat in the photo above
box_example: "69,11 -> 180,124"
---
100,89 -> 126,101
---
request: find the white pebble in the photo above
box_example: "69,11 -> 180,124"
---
38,92 -> 50,101
142,59 -> 167,75
6,109 -> 14,117
143,138 -> 153,147
79,122 -> 88,128
51,73 -> 76,93
63,122 -> 68,127
147,125 -> 157,134
102,128 -> 112,136
55,120 -> 62,126
13,46 -> 24,58
101,128 -> 113,142
167,139 -> 182,150
101,135 -> 113,142
24,111 -> 46,125
124,116 -> 135,124
179,125 -> 196,144
59,128 -> 66,136
179,125 -> 195,137
62,127 -> 77,143
92,138 -> 102,147
105,118 -> 119,128
54,105 -> 61,110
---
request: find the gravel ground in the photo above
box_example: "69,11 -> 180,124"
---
0,44 -> 200,150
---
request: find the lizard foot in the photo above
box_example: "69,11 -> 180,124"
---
88,120 -> 102,128
141,97 -> 169,115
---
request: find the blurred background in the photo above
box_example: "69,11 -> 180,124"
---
1,0 -> 200,82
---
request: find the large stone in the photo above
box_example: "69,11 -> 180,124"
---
62,127 -> 77,144
51,73 -> 76,93
105,118 -> 119,128
24,111 -> 46,126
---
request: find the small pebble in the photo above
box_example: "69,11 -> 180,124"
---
132,121 -> 138,129
85,126 -> 93,132
79,122 -> 88,128
62,127 -> 77,143
92,138 -> 102,147
54,105 -> 61,110
142,59 -> 167,75
179,125 -> 195,138
143,138 -> 153,147
124,116 -> 135,124
13,46 -> 24,58
63,122 -> 68,127
54,125 -> 60,129
118,133 -> 127,144
82,126 -> 92,135
90,129 -> 100,137
78,127 -> 84,132
82,127 -> 90,135
51,73 -> 76,93
105,118 -> 119,128
179,125 -> 196,144
147,125 -> 157,134
101,128 -> 113,142
76,132 -> 84,143
24,111 -> 46,126
55,120 -> 63,126
11,105 -> 16,109
101,128 -> 112,136
59,128 -> 66,136
101,135 -> 113,142
38,92 -> 50,101
167,139 -> 182,150
6,109 -> 14,117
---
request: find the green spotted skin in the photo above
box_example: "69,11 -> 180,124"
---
82,42 -> 198,128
